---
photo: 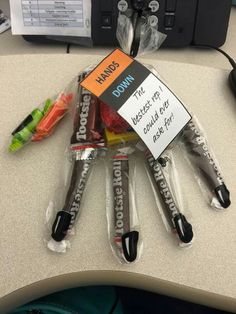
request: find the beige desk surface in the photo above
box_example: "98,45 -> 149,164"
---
0,54 -> 236,313
1,0 -> 236,70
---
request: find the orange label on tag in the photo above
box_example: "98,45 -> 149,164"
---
80,49 -> 134,97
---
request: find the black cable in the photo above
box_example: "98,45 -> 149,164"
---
195,44 -> 236,69
130,11 -> 142,58
66,43 -> 71,54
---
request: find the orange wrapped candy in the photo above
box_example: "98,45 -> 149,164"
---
32,93 -> 73,141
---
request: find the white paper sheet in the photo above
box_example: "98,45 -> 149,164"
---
10,0 -> 91,37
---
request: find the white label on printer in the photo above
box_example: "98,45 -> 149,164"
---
10,0 -> 91,37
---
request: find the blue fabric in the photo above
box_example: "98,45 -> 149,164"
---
9,286 -> 123,314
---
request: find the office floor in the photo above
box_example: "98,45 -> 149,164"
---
9,286 -> 232,314
117,287 -> 232,314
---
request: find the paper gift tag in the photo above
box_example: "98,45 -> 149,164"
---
80,49 -> 191,159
